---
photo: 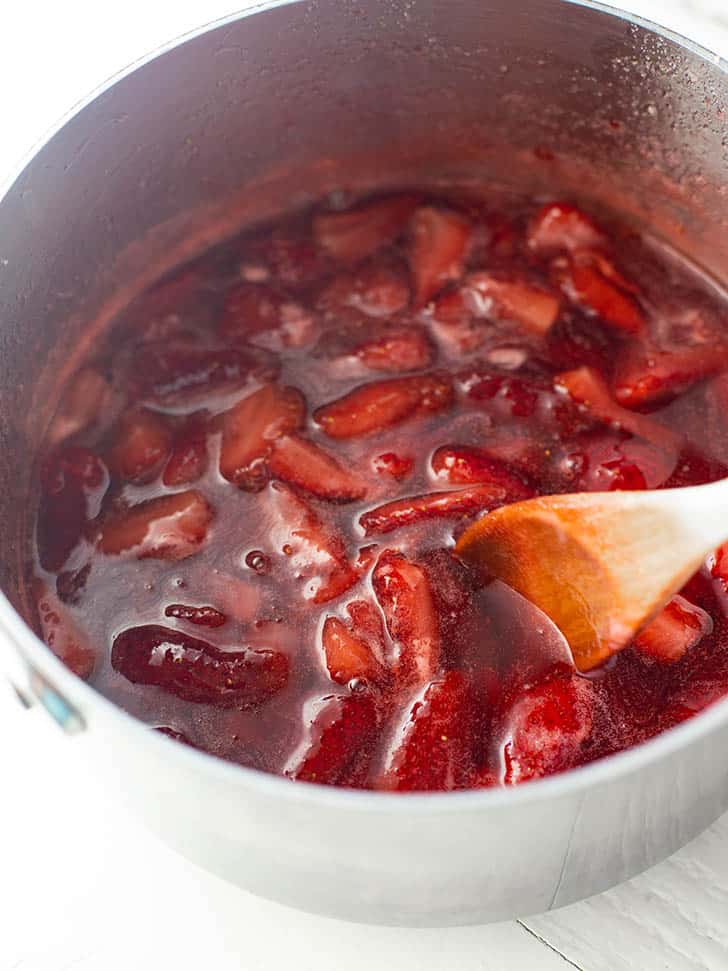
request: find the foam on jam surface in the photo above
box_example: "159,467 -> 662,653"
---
29,192 -> 728,790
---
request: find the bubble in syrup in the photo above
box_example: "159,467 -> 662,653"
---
246,550 -> 271,574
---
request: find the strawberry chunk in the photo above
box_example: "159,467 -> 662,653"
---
409,206 -> 471,306
163,433 -> 208,487
98,490 -> 213,559
268,434 -> 367,501
315,373 -> 453,438
321,616 -> 385,685
554,253 -> 644,334
313,194 -> 418,262
371,451 -> 414,480
613,341 -> 728,409
527,202 -> 605,256
37,447 -> 108,572
164,603 -> 227,628
556,366 -> 681,452
431,444 -> 533,498
268,483 -> 358,603
318,261 -> 411,318
360,485 -> 508,536
372,550 -> 439,685
219,384 -> 306,489
107,409 -> 172,482
130,340 -> 276,410
559,431 -> 677,491
111,624 -> 288,707
35,582 -> 96,679
220,283 -> 316,349
253,232 -> 332,286
501,669 -> 594,784
633,595 -> 712,662
377,672 -> 473,791
346,599 -> 387,658
354,326 -> 434,373
290,692 -> 380,786
465,273 -> 561,334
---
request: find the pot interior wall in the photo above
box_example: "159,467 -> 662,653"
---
1,0 -> 727,617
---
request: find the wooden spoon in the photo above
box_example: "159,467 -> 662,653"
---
455,481 -> 728,672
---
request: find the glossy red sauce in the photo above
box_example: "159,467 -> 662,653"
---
29,191 -> 728,789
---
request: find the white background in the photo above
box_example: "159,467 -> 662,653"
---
3,2 -> 728,969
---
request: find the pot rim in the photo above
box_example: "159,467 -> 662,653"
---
4,0 -> 728,813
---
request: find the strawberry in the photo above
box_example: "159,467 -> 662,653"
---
268,434 -> 367,501
464,273 -> 561,334
164,603 -> 227,628
371,451 -> 414,480
377,671 -> 473,791
111,624 -> 288,707
35,582 -> 96,679
554,253 -> 644,334
219,282 -> 287,339
408,206 -> 471,306
313,194 -> 418,263
163,434 -> 208,487
318,260 -> 411,318
219,384 -> 306,489
359,485 -> 508,536
321,616 -> 385,684
107,409 -> 172,482
501,668 -> 595,784
346,599 -> 387,659
253,232 -> 333,286
354,326 -> 434,373
267,483 -> 358,603
37,447 -> 108,572
559,431 -> 677,491
315,372 -> 453,438
613,341 -> 728,409
527,202 -> 605,256
290,692 -> 379,785
371,550 -> 439,685
431,444 -> 533,497
633,595 -> 712,662
556,366 -> 682,452
97,490 -> 213,559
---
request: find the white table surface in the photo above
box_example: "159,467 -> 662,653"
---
3,2 -> 728,969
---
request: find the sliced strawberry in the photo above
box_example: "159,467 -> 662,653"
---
554,253 -> 644,334
371,550 -> 439,684
408,206 -> 471,307
556,366 -> 682,452
291,692 -> 379,785
318,261 -> 411,318
163,433 -> 208,487
268,434 -> 367,501
613,341 -> 728,409
501,668 -> 594,784
633,595 -> 712,663
164,603 -> 227,628
527,202 -> 605,256
377,671 -> 473,791
254,232 -> 333,286
558,431 -> 677,491
37,447 -> 108,572
431,444 -> 534,498
465,273 -> 561,334
313,194 -> 418,262
371,451 -> 414,481
321,616 -> 384,685
346,599 -> 387,661
107,409 -> 172,482
354,326 -> 434,373
219,384 -> 306,489
267,483 -> 358,603
35,582 -> 96,679
360,485 -> 507,536
97,490 -> 213,559
112,624 -> 288,707
220,282 -> 316,349
315,372 -> 453,438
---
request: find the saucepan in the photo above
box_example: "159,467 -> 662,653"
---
2,0 -> 728,926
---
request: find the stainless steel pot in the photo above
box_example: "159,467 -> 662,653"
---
2,0 -> 728,927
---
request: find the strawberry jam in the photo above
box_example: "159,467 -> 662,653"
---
28,191 -> 728,789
